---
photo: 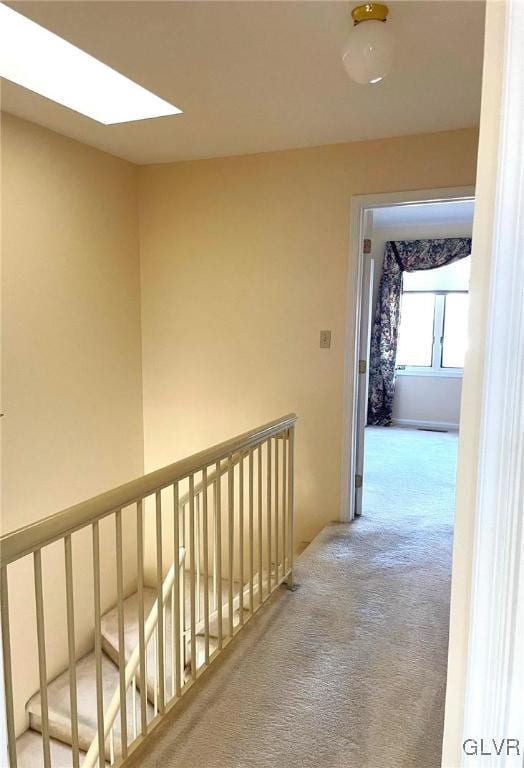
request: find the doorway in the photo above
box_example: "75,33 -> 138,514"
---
362,197 -> 474,522
341,187 -> 475,523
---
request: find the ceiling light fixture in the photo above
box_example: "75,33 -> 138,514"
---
342,3 -> 393,85
0,3 -> 182,124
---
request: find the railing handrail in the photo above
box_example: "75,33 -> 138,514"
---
0,413 -> 297,567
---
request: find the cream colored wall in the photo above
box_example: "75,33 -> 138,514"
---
369,220 -> 472,429
442,3 -> 506,765
138,128 -> 479,547
1,114 -> 144,733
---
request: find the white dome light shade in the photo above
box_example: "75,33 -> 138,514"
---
342,19 -> 394,85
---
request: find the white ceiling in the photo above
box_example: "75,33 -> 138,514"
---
373,199 -> 475,228
1,1 -> 486,165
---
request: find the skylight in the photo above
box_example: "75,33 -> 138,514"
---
0,4 -> 182,125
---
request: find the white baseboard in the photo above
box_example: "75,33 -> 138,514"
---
392,418 -> 459,431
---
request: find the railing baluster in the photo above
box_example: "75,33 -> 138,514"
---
227,455 -> 234,638
0,567 -> 17,768
132,674 -> 137,740
109,727 -> 115,765
215,463 -> 223,649
91,523 -> 105,768
136,500 -> 148,735
114,512 -> 128,759
258,446 -> 263,605
282,434 -> 288,577
248,449 -> 254,615
153,628 -> 158,715
173,483 -> 182,698
267,439 -> 272,595
202,467 -> 210,664
181,502 -> 186,671
170,582 -> 175,700
196,495 -> 201,624
155,491 -> 165,714
213,478 -> 218,612
64,535 -> 80,768
163,603 -> 167,700
238,454 -> 244,626
287,426 -> 295,587
189,475 -> 197,680
34,551 -> 51,768
179,560 -> 185,686
275,437 -> 279,583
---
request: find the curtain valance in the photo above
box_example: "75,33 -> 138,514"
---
368,237 -> 472,426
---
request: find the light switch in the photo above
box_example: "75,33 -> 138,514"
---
320,330 -> 331,349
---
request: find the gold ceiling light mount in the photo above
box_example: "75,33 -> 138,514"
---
342,2 -> 394,85
351,3 -> 389,25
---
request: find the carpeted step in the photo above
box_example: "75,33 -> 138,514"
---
16,729 -> 108,767
16,729 -> 86,767
26,650 -> 153,761
100,576 -> 244,696
101,586 -> 186,701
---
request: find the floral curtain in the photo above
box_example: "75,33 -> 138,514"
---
367,238 -> 472,426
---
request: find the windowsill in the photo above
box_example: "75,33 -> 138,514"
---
395,368 -> 463,379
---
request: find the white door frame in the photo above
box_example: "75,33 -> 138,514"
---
354,232 -> 374,519
340,185 -> 475,523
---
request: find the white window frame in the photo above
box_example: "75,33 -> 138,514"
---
396,289 -> 468,378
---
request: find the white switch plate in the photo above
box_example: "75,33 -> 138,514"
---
320,330 -> 331,348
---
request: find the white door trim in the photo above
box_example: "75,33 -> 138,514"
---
354,248 -> 374,518
460,0 -> 524,764
341,185 -> 475,522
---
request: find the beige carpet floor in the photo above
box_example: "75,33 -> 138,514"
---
131,427 -> 457,768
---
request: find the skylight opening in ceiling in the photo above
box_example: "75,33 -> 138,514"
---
0,3 -> 182,125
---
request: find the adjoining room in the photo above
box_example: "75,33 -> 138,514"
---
362,198 -> 474,522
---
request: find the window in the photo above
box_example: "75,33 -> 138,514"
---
396,256 -> 470,375
396,293 -> 435,367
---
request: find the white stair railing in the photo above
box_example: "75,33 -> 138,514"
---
0,414 -> 296,768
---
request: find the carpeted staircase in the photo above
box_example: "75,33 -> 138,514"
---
17,575 -> 243,767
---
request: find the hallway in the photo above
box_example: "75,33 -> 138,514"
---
131,427 -> 457,768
